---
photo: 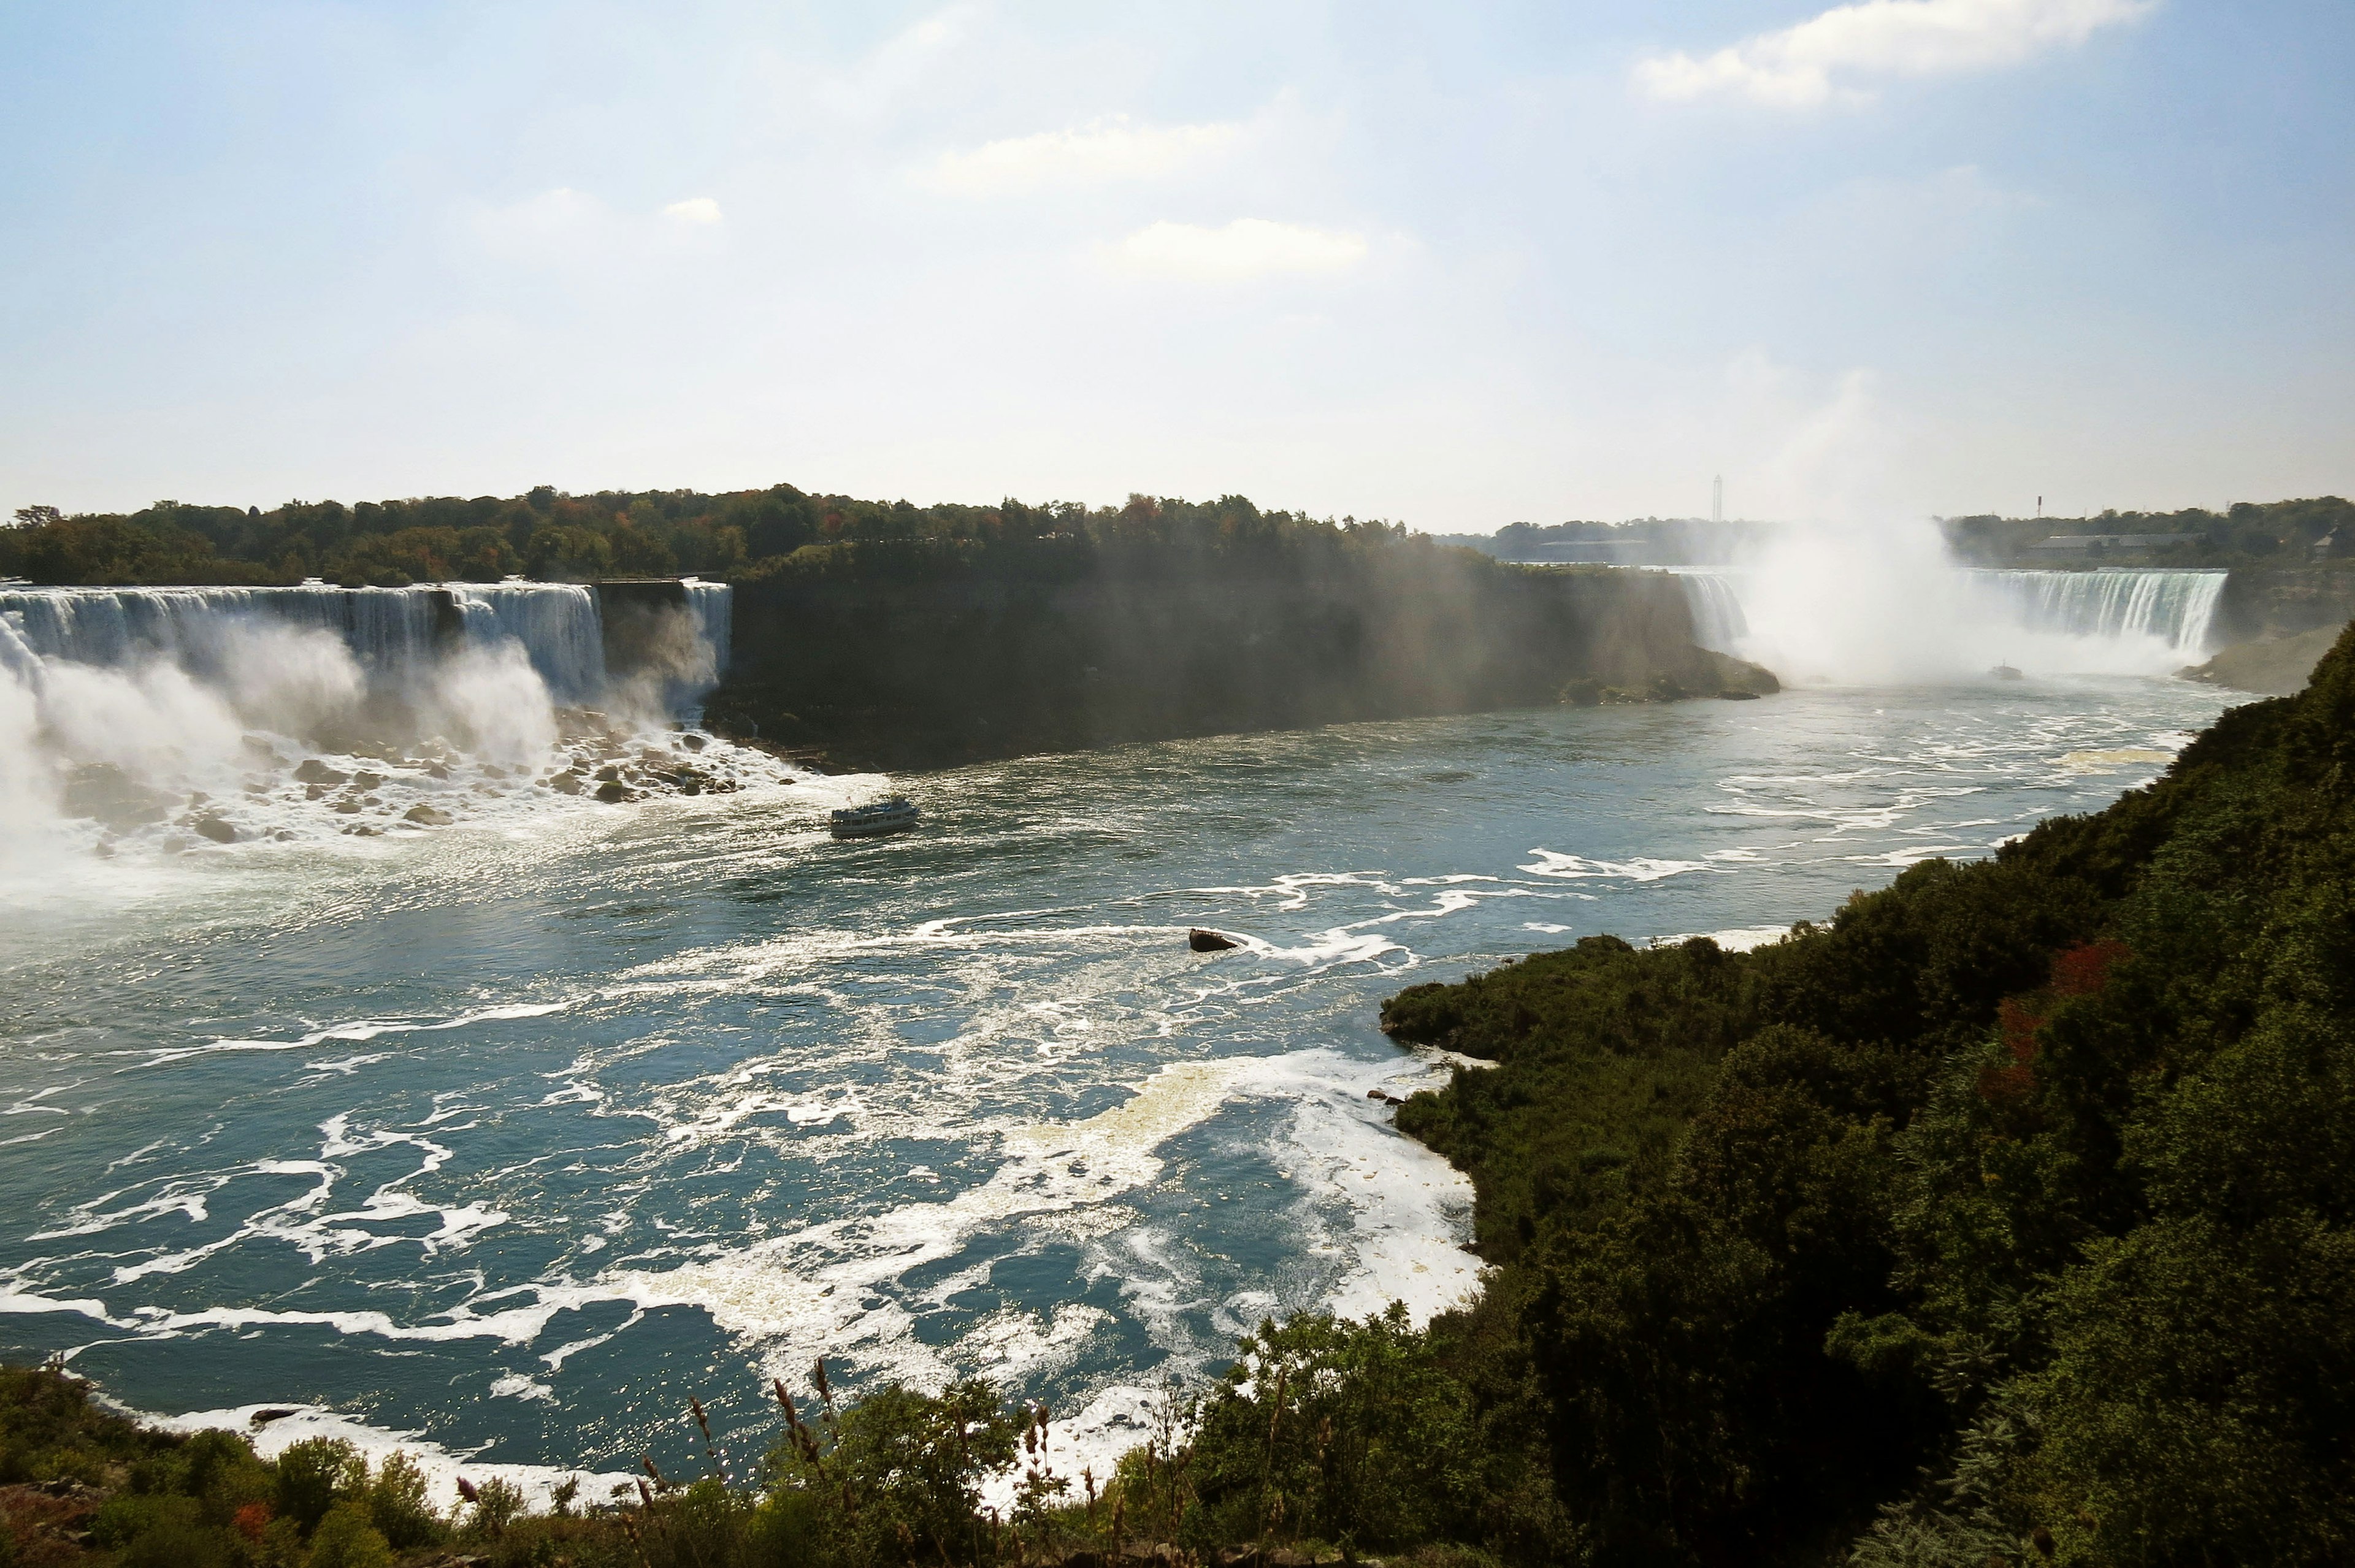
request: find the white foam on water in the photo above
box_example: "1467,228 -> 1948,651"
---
591,1060 -> 1262,1388
1648,927 -> 1794,953
1520,849 -> 1717,882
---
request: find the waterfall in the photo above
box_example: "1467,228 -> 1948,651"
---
0,584 -> 449,675
683,579 -> 733,679
1969,570 -> 2225,656
1655,548 -> 2231,683
1674,571 -> 1750,654
446,584 -> 605,702
0,578 -> 746,867
0,579 -> 730,703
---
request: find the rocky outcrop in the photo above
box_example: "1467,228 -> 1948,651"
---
2211,567 -> 2355,643
2180,622 -> 2348,694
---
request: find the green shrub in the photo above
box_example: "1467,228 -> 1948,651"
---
275,1437 -> 367,1532
305,1501 -> 394,1568
366,1450 -> 447,1548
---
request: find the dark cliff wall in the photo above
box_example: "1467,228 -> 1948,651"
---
706,563 -> 1767,771
2214,566 -> 2355,643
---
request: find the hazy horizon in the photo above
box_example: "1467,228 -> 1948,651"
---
4,0 -> 2349,532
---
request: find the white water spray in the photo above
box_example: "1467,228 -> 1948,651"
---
1674,522 -> 2226,684
0,579 -> 747,874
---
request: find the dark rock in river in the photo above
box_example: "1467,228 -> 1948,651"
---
191,816 -> 237,844
595,781 -> 634,804
1190,928 -> 1240,952
404,805 -> 453,826
294,759 -> 348,786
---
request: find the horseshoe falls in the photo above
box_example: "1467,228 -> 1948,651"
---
1672,563 -> 2228,683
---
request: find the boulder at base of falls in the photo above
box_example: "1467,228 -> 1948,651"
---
595,781 -> 635,804
294,759 -> 348,786
1190,928 -> 1240,952
190,816 -> 237,844
404,805 -> 454,826
550,771 -> 584,795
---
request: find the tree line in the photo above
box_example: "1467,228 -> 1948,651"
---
0,486 -> 1417,589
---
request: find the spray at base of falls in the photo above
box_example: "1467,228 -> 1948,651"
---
1668,526 -> 2228,684
0,579 -> 765,874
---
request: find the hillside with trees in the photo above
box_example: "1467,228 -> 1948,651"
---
1941,495 -> 2355,568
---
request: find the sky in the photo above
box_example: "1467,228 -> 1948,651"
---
1,0 -> 2349,532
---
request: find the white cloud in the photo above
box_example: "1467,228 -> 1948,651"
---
662,197 -> 724,226
929,115 -> 1246,196
1103,219 -> 1368,282
1634,0 -> 2155,109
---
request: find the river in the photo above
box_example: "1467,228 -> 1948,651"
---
0,597 -> 2234,1495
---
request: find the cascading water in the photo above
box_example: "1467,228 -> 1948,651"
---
1671,569 -> 1750,653
1968,570 -> 2225,655
0,584 -> 450,674
445,583 -> 605,703
0,579 -> 748,871
684,578 -> 732,677
1673,539 -> 2229,683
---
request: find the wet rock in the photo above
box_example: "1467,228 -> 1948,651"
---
550,771 -> 584,796
1368,1088 -> 1405,1106
61,763 -> 174,830
426,762 -> 450,780
595,781 -> 634,804
334,799 -> 362,814
681,733 -> 707,751
250,1408 -> 299,1426
305,784 -> 327,800
1190,928 -> 1240,952
351,771 -> 385,790
294,759 -> 348,786
594,765 -> 622,782
404,805 -> 454,826
191,816 -> 238,844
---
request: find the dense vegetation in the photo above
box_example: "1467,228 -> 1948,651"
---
1370,619 -> 2355,1564
0,487 -> 1428,590
1941,495 -> 2355,568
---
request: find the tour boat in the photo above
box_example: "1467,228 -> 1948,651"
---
830,797 -> 921,839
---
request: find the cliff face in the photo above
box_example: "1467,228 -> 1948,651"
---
705,561 -> 1772,771
2213,566 -> 2355,643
